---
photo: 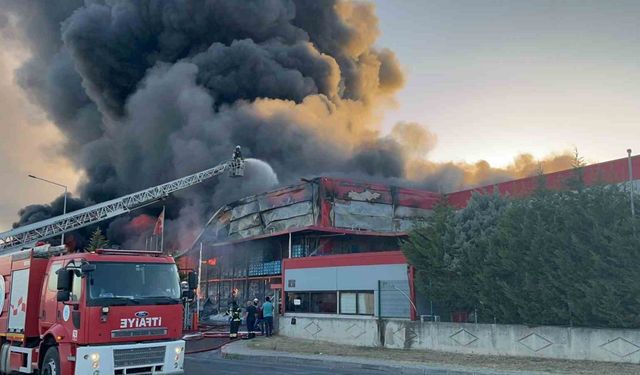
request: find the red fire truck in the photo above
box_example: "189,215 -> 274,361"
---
0,244 -> 193,374
0,148 -> 245,374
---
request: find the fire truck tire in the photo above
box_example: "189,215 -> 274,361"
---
41,347 -> 61,375
0,342 -> 9,374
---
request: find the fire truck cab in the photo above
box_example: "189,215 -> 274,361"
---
0,244 -> 188,375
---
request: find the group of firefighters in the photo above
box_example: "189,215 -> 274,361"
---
227,294 -> 274,339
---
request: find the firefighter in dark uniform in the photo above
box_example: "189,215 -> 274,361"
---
233,145 -> 243,160
228,301 -> 242,338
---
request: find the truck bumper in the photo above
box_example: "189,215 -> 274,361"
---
74,339 -> 185,375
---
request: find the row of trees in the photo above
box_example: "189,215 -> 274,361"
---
403,168 -> 640,328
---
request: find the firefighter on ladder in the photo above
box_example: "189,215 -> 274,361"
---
233,145 -> 243,160
228,289 -> 242,338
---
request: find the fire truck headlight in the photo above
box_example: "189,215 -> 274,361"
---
174,346 -> 184,361
90,353 -> 100,368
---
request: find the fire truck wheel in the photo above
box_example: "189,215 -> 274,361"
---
41,347 -> 60,375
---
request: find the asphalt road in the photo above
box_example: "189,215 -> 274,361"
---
185,352 -> 392,375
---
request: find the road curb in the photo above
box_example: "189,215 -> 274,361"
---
219,341 -> 547,375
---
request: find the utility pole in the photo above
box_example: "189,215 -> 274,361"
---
197,242 -> 203,315
628,149 -> 635,218
28,175 -> 68,245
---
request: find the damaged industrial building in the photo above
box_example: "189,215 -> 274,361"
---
178,154 -> 639,323
178,176 -> 440,320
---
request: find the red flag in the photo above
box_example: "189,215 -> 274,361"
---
153,208 -> 165,236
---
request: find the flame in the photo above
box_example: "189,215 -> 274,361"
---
126,214 -> 155,234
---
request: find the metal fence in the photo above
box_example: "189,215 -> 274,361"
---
378,280 -> 412,319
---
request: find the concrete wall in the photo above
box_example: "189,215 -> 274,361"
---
279,314 -> 380,348
278,315 -> 640,364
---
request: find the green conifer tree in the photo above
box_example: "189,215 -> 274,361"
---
86,228 -> 109,251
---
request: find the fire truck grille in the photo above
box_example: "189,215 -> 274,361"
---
113,346 -> 165,368
111,328 -> 168,338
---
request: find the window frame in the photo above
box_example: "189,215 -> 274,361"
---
339,290 -> 374,316
309,291 -> 337,314
47,261 -> 64,292
86,262 -> 181,306
285,291 -> 338,314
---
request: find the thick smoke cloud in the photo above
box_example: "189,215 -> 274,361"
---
1,0 -> 572,249
1,0 -> 408,249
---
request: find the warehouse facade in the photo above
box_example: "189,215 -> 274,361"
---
178,155 -> 639,321
178,177 -> 439,319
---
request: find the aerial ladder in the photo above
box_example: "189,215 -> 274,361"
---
0,146 -> 245,255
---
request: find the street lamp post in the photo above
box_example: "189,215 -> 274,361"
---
628,149 -> 635,218
28,174 -> 68,245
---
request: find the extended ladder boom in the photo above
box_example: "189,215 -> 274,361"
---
0,154 -> 245,255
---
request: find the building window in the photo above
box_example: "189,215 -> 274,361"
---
339,291 -> 374,315
357,292 -> 374,315
310,292 -> 337,314
340,292 -> 357,314
286,292 -> 310,313
286,292 -> 337,314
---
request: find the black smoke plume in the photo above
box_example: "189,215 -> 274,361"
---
1,0 -> 411,249
1,0 -> 572,249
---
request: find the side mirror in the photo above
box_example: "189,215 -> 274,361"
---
57,269 -> 73,292
80,263 -> 96,274
182,290 -> 195,300
187,272 -> 198,290
57,290 -> 71,302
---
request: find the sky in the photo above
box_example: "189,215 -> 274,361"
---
374,0 -> 639,166
0,0 -> 638,230
0,25 -> 81,230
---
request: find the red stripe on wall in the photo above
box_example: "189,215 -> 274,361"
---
283,251 -> 407,269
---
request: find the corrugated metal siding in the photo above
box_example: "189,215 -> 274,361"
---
264,214 -> 315,233
228,213 -> 261,233
379,280 -> 411,318
231,200 -> 260,219
197,177 -> 439,243
447,155 -> 640,208
257,184 -> 313,211
262,201 -> 314,226
332,200 -> 394,231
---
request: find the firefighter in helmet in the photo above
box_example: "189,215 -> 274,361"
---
228,289 -> 242,338
233,145 -> 243,161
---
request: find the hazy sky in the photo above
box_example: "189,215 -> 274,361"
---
0,0 -> 638,230
374,0 -> 639,166
0,26 -> 81,230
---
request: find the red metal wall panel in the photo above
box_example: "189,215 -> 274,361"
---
447,155 -> 640,208
257,183 -> 313,211
320,177 -> 394,204
394,188 -> 441,210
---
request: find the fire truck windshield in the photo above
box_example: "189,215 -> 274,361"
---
87,262 -> 181,306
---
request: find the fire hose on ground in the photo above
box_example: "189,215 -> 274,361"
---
182,324 -> 262,354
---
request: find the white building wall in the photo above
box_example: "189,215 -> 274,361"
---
285,264 -> 409,317
285,264 -> 408,292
